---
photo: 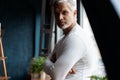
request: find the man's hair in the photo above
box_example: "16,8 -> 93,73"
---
53,0 -> 77,11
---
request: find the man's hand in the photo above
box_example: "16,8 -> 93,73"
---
67,68 -> 76,76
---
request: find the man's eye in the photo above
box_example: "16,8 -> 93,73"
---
63,11 -> 68,15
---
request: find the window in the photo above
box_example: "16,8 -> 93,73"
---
110,0 -> 120,18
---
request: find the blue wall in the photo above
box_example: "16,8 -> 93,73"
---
0,0 -> 41,80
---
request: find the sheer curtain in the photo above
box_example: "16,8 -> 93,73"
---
80,1 -> 107,76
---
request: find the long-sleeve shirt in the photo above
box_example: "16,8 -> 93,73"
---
44,24 -> 106,80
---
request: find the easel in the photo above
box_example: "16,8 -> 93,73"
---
0,24 -> 10,80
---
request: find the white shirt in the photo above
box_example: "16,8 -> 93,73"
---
44,24 -> 106,80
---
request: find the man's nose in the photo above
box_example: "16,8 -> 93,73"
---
59,14 -> 63,20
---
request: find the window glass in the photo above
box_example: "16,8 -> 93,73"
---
110,0 -> 120,18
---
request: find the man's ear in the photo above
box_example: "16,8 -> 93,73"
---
73,10 -> 77,16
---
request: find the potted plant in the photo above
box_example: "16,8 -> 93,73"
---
30,56 -> 46,80
90,75 -> 108,80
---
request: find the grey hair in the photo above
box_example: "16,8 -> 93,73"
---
53,0 -> 77,11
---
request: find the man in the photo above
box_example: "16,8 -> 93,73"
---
44,0 -> 106,80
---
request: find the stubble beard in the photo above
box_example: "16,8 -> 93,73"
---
60,19 -> 74,30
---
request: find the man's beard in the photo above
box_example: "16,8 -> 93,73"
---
61,23 -> 71,30
59,20 -> 74,30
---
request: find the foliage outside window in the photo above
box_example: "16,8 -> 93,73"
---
90,75 -> 108,80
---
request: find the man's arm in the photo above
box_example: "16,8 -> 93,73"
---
44,36 -> 86,80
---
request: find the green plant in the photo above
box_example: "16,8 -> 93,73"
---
31,56 -> 46,73
90,75 -> 108,80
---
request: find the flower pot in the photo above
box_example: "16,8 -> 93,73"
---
31,71 -> 46,80
31,73 -> 40,80
40,71 -> 46,80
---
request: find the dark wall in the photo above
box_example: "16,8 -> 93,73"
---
0,0 -> 39,80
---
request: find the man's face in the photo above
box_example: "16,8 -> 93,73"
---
54,2 -> 76,30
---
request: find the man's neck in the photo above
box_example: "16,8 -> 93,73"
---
63,22 -> 77,35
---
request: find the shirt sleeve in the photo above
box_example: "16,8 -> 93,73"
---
44,35 -> 86,80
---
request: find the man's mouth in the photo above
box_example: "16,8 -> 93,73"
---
59,21 -> 65,25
